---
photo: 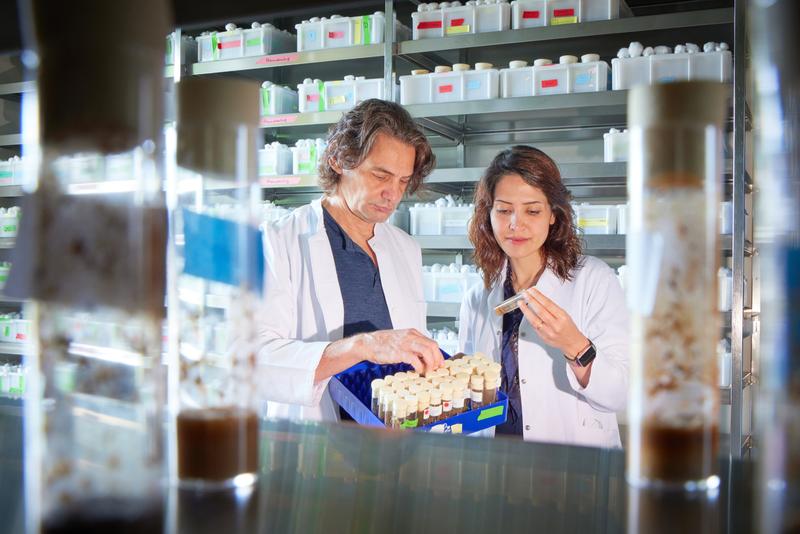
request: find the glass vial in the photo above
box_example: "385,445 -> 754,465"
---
626,82 -> 727,490
383,392 -> 397,428
440,384 -> 454,420
392,398 -> 407,429
403,395 -> 419,428
168,77 -> 261,489
418,390 -> 431,425
371,378 -> 385,414
429,388 -> 443,423
483,370 -> 499,405
470,374 -> 485,410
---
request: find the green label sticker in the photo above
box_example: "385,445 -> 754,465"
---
261,88 -> 271,116
246,38 -> 261,47
363,16 -> 372,45
318,81 -> 325,111
401,419 -> 418,428
477,405 -> 504,421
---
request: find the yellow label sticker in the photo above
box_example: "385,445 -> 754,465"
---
354,19 -> 362,45
446,25 -> 471,35
578,218 -> 610,227
330,95 -> 347,105
451,424 -> 463,434
551,16 -> 578,25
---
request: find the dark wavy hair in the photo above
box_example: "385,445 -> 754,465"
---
318,99 -> 435,195
469,145 -> 582,288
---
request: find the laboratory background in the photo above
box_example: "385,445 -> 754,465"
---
0,0 -> 798,532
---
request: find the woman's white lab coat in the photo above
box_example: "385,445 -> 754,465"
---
458,256 -> 629,448
257,198 -> 428,422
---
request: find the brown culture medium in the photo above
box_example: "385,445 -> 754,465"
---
177,406 -> 259,481
640,423 -> 718,483
43,496 -> 163,534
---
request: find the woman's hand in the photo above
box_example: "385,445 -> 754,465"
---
520,287 -> 589,359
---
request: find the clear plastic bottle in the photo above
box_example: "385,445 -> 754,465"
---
626,82 -> 727,490
14,1 -> 171,531
168,77 -> 261,490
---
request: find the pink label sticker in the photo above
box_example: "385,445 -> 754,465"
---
328,31 -> 345,39
218,40 -> 242,49
256,53 -> 299,65
541,79 -> 559,88
260,175 -> 303,187
260,114 -> 298,127
306,94 -> 320,102
438,84 -> 454,93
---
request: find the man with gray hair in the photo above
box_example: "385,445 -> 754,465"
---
258,99 -> 444,422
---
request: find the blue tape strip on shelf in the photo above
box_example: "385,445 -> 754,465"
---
182,209 -> 264,293
329,351 -> 508,434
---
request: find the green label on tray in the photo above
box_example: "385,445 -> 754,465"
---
477,405 -> 504,421
401,419 -> 418,428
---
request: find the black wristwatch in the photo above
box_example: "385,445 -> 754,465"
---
567,341 -> 596,367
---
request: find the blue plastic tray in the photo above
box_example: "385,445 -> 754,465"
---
329,356 -> 508,435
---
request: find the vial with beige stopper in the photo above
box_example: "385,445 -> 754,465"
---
371,378 -> 385,414
429,388 -> 443,423
403,395 -> 419,428
392,398 -> 407,429
483,370 -> 499,405
440,384 -> 454,420
418,391 -> 432,425
470,374 -> 485,410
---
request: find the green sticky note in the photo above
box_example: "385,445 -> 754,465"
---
477,405 -> 504,421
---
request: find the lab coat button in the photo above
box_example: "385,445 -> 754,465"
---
525,425 -> 531,431
496,330 -> 501,336
520,332 -> 526,338
521,378 -> 527,385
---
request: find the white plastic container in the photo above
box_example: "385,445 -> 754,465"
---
511,0 -> 547,28
570,53 -> 609,93
436,264 -> 464,303
0,262 -> 10,291
462,62 -> 500,101
242,22 -> 295,56
0,207 -> 20,238
422,266 -> 437,301
500,60 -> 535,98
434,328 -> 460,356
354,75 -> 390,103
295,12 -> 409,51
431,65 -> 465,103
400,69 -> 433,105
295,17 -> 324,51
611,49 -> 732,90
474,0 -> 511,33
576,203 -> 617,234
718,267 -> 732,312
439,200 -> 474,236
0,158 -> 13,186
297,78 -> 325,113
719,200 -> 733,234
387,204 -> 409,232
718,339 -> 732,388
260,82 -> 298,116
547,0 -> 580,25
324,75 -> 357,110
165,32 -> 197,66
217,23 -> 246,60
196,32 -> 218,62
443,3 -> 477,36
532,58 -> 569,95
409,203 -> 440,235
412,4 -> 446,40
603,128 -> 629,162
258,142 -> 293,176
291,139 -> 327,175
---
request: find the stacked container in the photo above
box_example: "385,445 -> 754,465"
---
295,12 -> 410,51
575,202 -> 618,234
531,54 -> 609,95
412,1 -> 511,40
400,63 -> 499,105
611,42 -> 732,90
291,139 -> 327,175
258,142 -> 293,176
165,32 -> 197,66
260,81 -> 298,116
323,75 -> 394,111
510,0 -> 622,28
297,78 -> 325,112
197,22 -> 295,62
603,128 -> 629,162
409,197 -> 475,235
422,264 -> 482,303
0,156 -> 24,186
500,60 -> 535,97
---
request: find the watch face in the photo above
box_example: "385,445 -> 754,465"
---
577,344 -> 597,367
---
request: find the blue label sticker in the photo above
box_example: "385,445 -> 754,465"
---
575,73 -> 591,85
466,79 -> 481,90
182,209 -> 264,293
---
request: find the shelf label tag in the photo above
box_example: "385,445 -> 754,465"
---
260,114 -> 298,127
417,20 -> 443,30
256,53 -> 299,65
541,79 -> 559,88
260,175 -> 304,187
438,84 -> 454,94
522,10 -> 541,19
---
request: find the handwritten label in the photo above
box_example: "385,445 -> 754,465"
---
256,53 -> 299,65
259,114 -> 298,127
259,175 -> 303,187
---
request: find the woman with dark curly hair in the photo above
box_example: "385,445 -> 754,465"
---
459,146 -> 628,447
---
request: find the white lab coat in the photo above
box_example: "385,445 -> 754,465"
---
256,198 -> 428,422
458,256 -> 629,448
